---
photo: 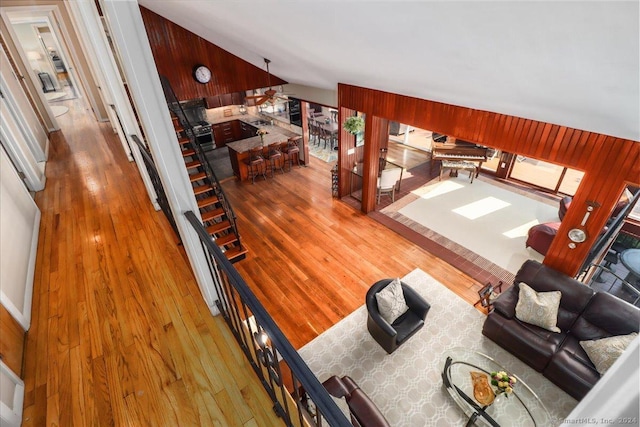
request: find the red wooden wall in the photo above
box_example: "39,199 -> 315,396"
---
139,7 -> 286,101
338,84 -> 640,276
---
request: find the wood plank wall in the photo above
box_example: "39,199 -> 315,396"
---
139,7 -> 287,102
338,84 -> 640,276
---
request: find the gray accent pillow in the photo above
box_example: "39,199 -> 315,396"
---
580,333 -> 637,375
375,278 -> 409,324
515,282 -> 561,333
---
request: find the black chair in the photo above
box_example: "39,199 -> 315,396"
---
366,279 -> 430,354
38,72 -> 56,93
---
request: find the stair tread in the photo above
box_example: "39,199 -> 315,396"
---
206,220 -> 231,234
178,136 -> 190,145
192,184 -> 213,195
224,246 -> 248,263
215,233 -> 238,247
190,172 -> 207,182
197,196 -> 219,208
182,149 -> 196,157
185,160 -> 202,169
202,208 -> 225,222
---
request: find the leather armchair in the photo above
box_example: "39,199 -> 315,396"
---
322,375 -> 390,427
366,279 -> 431,354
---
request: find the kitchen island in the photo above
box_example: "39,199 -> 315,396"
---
226,123 -> 301,181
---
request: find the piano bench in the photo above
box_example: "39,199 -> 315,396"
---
439,160 -> 477,183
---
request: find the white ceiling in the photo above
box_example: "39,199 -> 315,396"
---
139,0 -> 639,142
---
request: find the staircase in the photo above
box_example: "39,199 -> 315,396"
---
172,115 -> 248,263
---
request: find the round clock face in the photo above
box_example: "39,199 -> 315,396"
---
193,65 -> 211,84
568,228 -> 587,243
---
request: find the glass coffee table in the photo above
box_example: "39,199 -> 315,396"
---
442,348 -> 551,427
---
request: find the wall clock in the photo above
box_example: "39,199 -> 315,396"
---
193,65 -> 211,84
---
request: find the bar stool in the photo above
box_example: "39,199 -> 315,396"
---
282,136 -> 302,171
265,142 -> 284,177
244,146 -> 266,184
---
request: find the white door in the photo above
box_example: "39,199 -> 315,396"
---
0,46 -> 48,161
0,146 -> 40,331
0,361 -> 24,427
0,93 -> 46,192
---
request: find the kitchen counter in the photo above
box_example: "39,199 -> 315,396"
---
207,114 -> 260,125
223,117 -> 301,181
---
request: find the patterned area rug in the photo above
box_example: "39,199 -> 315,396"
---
308,142 -> 337,163
299,268 -> 577,426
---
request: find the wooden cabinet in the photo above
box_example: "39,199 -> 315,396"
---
232,92 -> 245,105
213,120 -> 257,148
204,92 -> 246,109
212,121 -> 235,147
205,96 -> 221,109
240,121 -> 258,139
231,120 -> 243,140
212,123 -> 228,148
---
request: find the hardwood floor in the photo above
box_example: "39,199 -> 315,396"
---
23,98 -> 484,425
24,99 -> 282,426
221,157 -> 483,349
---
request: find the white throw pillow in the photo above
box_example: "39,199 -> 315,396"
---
515,283 -> 561,333
580,333 -> 638,375
375,278 -> 409,324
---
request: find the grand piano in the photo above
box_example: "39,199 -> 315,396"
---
430,134 -> 488,176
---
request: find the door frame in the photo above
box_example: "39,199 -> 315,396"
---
0,360 -> 24,427
0,4 -> 103,129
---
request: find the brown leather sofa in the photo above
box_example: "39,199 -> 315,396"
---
322,375 -> 390,427
482,260 -> 640,400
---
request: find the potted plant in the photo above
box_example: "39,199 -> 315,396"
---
343,116 -> 365,135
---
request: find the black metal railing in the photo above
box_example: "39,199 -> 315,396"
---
581,263 -> 640,306
184,211 -> 350,427
160,75 -> 242,245
182,125 -> 242,242
131,135 -> 180,240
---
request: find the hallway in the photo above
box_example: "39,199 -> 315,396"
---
23,99 -> 281,426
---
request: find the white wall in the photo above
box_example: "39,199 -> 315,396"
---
283,83 -> 337,108
0,146 -> 40,330
0,44 -> 49,164
101,0 -> 219,314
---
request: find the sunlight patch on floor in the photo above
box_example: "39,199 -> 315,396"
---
503,219 -> 541,239
414,180 -> 463,199
453,196 -> 510,220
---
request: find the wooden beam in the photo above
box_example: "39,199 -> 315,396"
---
337,83 -> 640,275
361,115 -> 388,213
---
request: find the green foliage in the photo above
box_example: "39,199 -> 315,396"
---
343,116 -> 365,135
